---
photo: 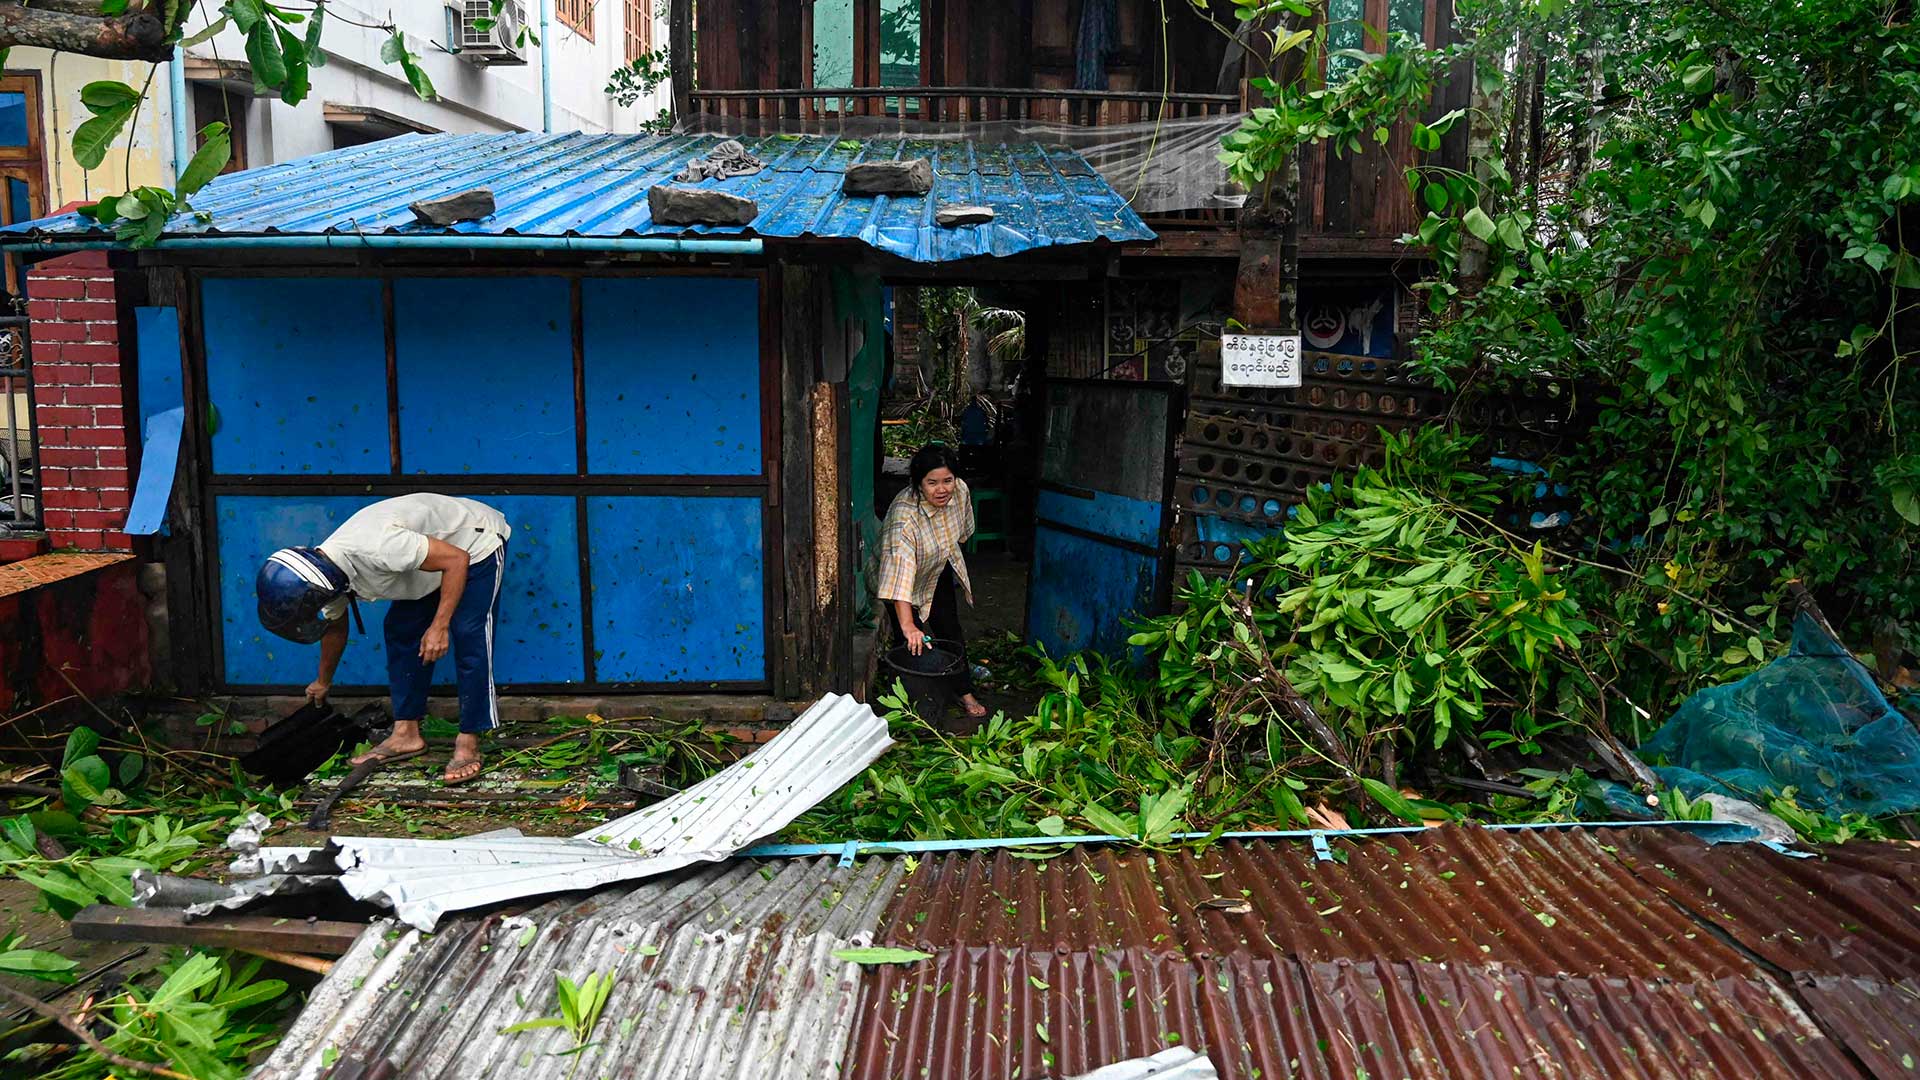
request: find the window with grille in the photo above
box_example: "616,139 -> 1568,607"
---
557,0 -> 594,38
624,0 -> 653,60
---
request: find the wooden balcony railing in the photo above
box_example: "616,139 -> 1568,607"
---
688,86 -> 1242,128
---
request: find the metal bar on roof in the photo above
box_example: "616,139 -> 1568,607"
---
0,234 -> 766,254
739,818 -> 1762,858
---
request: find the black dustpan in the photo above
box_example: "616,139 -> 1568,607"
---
239,701 -> 384,787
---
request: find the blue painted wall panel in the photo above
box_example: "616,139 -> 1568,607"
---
588,496 -> 764,683
1036,487 -> 1161,548
582,277 -> 761,475
218,494 -> 586,688
134,306 -> 181,440
1026,526 -> 1159,658
202,278 -> 388,475
395,278 -> 576,475
471,494 -> 585,684
217,494 -> 393,686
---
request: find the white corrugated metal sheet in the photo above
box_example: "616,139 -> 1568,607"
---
209,693 -> 892,930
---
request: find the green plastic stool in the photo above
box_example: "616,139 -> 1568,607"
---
966,487 -> 1009,554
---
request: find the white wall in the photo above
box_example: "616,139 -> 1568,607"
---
184,0 -> 667,164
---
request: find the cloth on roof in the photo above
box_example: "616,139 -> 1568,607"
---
673,138 -> 765,182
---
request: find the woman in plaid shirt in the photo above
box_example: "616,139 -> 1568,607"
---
878,445 -> 990,723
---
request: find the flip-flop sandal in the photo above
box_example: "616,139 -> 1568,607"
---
442,757 -> 484,786
349,745 -> 426,768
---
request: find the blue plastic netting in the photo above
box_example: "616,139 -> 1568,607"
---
1637,612 -> 1920,817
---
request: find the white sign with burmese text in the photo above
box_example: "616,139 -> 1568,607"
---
1221,333 -> 1303,388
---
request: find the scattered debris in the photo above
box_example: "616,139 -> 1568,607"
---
647,184 -> 759,225
937,204 -> 995,226
843,158 -> 934,196
408,186 -> 495,226
1697,794 -> 1797,844
672,138 -> 765,181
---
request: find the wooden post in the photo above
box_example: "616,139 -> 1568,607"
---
668,0 -> 692,124
1232,153 -> 1300,336
777,267 -> 822,699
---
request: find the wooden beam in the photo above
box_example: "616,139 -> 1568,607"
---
70,905 -> 369,957
669,0 -> 693,118
777,266 -> 823,698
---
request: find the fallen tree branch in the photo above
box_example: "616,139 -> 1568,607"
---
0,983 -> 193,1080
0,4 -> 171,62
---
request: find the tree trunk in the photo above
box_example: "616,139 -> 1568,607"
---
0,4 -> 171,62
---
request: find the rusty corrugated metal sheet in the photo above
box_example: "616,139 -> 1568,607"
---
845,828 -> 1906,1079
1600,827 -> 1920,979
1799,977 -> 1920,1075
870,829 -> 1752,978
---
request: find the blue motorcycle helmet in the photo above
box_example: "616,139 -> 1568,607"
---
256,547 -> 356,644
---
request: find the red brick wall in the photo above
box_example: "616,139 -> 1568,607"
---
0,553 -> 149,713
25,251 -> 133,551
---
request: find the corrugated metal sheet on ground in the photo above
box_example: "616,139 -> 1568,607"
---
0,132 -> 1155,263
240,693 -> 892,930
254,856 -> 905,1080
252,827 -> 1920,1080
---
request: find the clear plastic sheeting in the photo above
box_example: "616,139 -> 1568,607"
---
1640,613 -> 1920,818
688,111 -> 1248,215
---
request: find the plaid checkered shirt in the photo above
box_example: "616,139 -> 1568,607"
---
876,476 -> 975,622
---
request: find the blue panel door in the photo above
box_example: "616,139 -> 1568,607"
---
1026,382 -> 1173,657
395,278 -> 577,475
217,494 -> 587,688
582,277 -> 761,475
202,278 -> 388,475
587,495 -> 765,683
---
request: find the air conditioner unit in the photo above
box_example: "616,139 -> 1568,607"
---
453,0 -> 528,65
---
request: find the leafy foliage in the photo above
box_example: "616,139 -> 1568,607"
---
501,970 -> 615,1071
1391,0 -> 1920,719
26,951 -> 293,1080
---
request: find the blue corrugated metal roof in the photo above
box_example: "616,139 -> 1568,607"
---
0,132 -> 1156,263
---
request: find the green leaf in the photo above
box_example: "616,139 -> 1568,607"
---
1080,801 -> 1137,839
515,924 -> 538,947
176,122 -> 232,199
214,979 -> 289,1011
13,868 -> 97,909
380,30 -> 406,65
305,1 -> 329,67
399,51 -> 437,100
1894,487 -> 1920,527
116,752 -> 145,786
0,947 -> 77,983
1035,815 -> 1065,836
79,80 -> 139,113
1496,216 -> 1525,250
276,25 -> 311,104
500,1017 -> 570,1035
1139,785 -> 1190,843
831,947 -> 934,965
182,15 -> 232,48
61,756 -> 112,810
1422,183 -> 1448,212
247,22 -> 288,89
1462,207 -> 1496,243
63,728 -> 100,769
1359,777 -> 1423,824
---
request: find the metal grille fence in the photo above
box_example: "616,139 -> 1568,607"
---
0,314 -> 35,531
